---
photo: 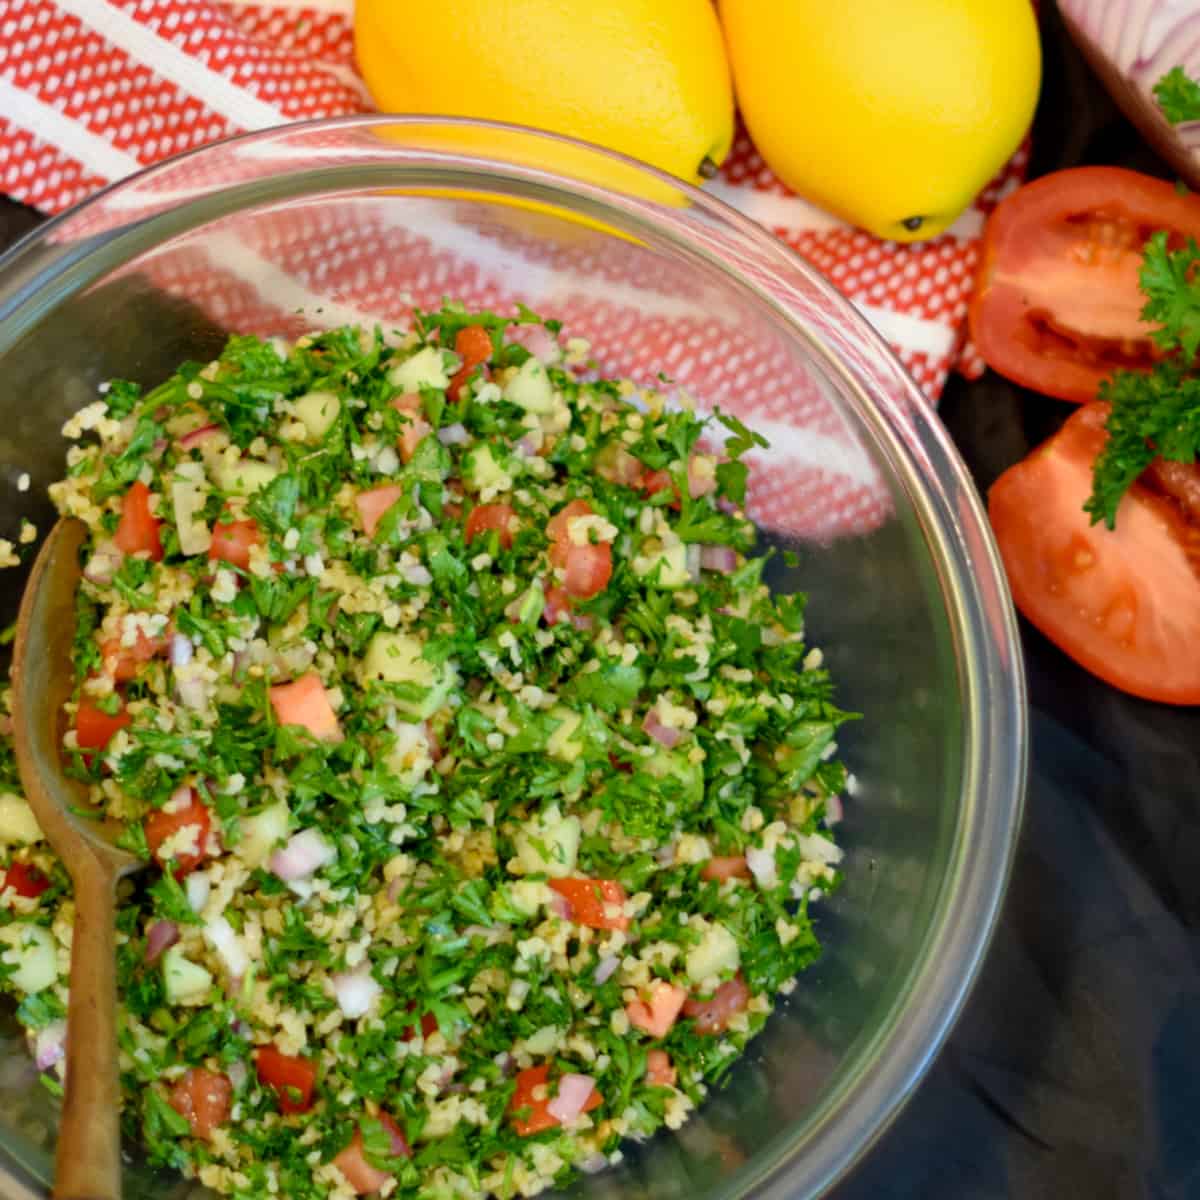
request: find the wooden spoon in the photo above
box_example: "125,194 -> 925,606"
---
11,518 -> 143,1200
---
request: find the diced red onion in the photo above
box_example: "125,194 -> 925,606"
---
331,965 -> 382,1018
579,1153 -> 609,1175
655,840 -> 677,865
687,460 -> 718,498
699,544 -> 738,574
179,423 -> 220,450
270,829 -> 335,881
515,434 -> 540,458
185,871 -> 210,913
825,794 -> 844,826
642,709 -> 682,750
226,1059 -> 248,1091
145,920 -> 180,964
593,954 -> 620,985
549,890 -> 572,920
508,323 -> 560,363
82,540 -> 123,586
204,914 -> 249,980
745,846 -> 778,888
32,1020 -> 66,1071
436,423 -> 469,446
166,783 -> 194,812
169,634 -> 194,668
546,1073 -> 597,1124
401,561 -> 433,587
685,544 -> 702,583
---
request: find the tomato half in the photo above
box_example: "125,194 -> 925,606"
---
145,791 -> 212,877
989,402 -> 1200,703
331,1112 -> 410,1195
683,975 -> 750,1035
547,500 -> 612,599
168,1068 -> 233,1141
969,167 -> 1200,403
0,863 -> 50,899
255,1046 -> 317,1114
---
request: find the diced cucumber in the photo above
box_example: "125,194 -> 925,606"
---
0,794 -> 43,846
238,802 -> 291,870
462,444 -> 514,494
170,477 -> 212,556
389,346 -> 450,393
293,390 -> 341,441
545,706 -> 584,762
513,805 -> 581,878
504,357 -> 555,414
211,457 -> 279,497
163,945 -> 213,1005
361,632 -> 457,720
0,922 -> 56,993
685,922 -> 740,984
633,538 -> 690,589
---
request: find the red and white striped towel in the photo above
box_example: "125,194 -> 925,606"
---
0,0 -> 1028,538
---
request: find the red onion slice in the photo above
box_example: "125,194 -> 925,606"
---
179,423 -> 220,450
145,920 -> 180,963
546,1073 -> 597,1124
436,423 -> 469,446
825,794 -> 844,825
593,954 -> 620,985
699,544 -> 738,574
508,323 -> 561,363
169,634 -> 194,668
82,540 -> 123,586
32,1020 -> 67,1071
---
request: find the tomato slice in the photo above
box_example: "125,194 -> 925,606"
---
270,673 -> 343,743
547,877 -> 629,930
75,694 -> 131,750
508,1064 -> 602,1136
255,1046 -> 317,1114
683,975 -> 751,1035
113,481 -> 164,560
448,324 -> 493,401
145,791 -> 212,877
168,1068 -> 232,1141
209,518 -> 261,570
969,167 -> 1200,403
465,503 -> 518,549
0,862 -> 51,899
989,402 -> 1200,703
399,1010 -> 438,1043
332,1112 -> 410,1195
100,628 -> 166,682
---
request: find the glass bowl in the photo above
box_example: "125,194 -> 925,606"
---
0,117 -> 1025,1200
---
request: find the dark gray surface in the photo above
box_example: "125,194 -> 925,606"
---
0,6 -> 1196,1197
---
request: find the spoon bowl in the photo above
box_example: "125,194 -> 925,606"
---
11,517 -> 144,1200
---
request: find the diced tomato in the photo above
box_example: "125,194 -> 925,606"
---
332,1112 -> 410,1195
595,443 -> 646,487
683,975 -> 751,1035
989,401 -> 1200,702
400,1010 -> 438,1043
390,393 -> 432,463
355,484 -> 405,538
465,503 -> 518,549
74,694 -> 131,750
447,324 -> 493,401
547,877 -> 629,930
100,628 -> 166,682
509,1064 -> 601,1137
255,1046 -> 317,1114
0,862 -> 50,899
969,167 -> 1200,403
701,856 -> 751,882
640,469 -> 675,500
168,1067 -> 233,1141
270,673 -> 343,742
144,790 -> 212,877
113,481 -> 163,561
542,584 -> 594,631
209,518 -> 261,570
547,500 -> 612,599
626,981 -> 688,1038
645,1049 -> 677,1088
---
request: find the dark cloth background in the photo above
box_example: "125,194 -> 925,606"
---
0,4 -> 1196,1196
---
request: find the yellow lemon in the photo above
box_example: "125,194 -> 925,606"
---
719,0 -> 1041,242
355,0 -> 734,187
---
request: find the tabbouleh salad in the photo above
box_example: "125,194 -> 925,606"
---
0,306 -> 853,1199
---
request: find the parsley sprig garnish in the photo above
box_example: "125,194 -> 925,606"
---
1086,232 -> 1200,527
1154,66 -> 1200,125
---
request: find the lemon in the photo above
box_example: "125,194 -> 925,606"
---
718,0 -> 1041,242
355,0 -> 734,186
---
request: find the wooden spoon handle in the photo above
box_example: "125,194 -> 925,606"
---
54,860 -> 122,1200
